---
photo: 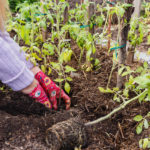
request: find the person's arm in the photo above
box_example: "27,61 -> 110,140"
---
0,36 -> 52,109
1,31 -> 34,70
0,34 -> 71,110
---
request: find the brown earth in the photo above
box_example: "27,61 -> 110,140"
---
0,0 -> 150,150
0,43 -> 150,150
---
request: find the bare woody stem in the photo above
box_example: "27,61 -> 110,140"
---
107,0 -> 113,50
117,0 -> 134,88
85,89 -> 147,126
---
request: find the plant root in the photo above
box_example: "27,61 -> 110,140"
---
46,117 -> 88,150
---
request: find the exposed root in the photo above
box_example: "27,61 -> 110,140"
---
46,117 -> 88,150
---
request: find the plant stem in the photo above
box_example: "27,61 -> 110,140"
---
106,61 -> 116,89
85,89 -> 148,126
55,0 -> 62,105
79,48 -> 84,65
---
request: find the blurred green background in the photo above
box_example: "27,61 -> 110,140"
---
8,0 -> 39,11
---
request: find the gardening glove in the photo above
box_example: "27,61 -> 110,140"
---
29,82 -> 52,109
35,71 -> 71,110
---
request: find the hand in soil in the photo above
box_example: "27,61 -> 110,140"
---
29,82 -> 52,109
35,71 -> 71,110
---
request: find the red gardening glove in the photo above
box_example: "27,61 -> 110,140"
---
29,82 -> 52,109
35,71 -> 71,110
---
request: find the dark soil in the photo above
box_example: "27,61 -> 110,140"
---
1,1 -> 150,150
1,43 -> 150,150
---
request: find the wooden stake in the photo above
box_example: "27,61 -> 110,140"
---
117,0 -> 134,88
126,0 -> 142,64
107,0 -> 113,50
56,0 -> 59,5
87,0 -> 96,67
80,0 -> 84,4
88,0 -> 95,34
63,1 -> 69,24
63,0 -> 69,39
40,0 -> 46,42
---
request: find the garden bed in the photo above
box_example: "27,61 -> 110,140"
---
0,0 -> 150,150
0,43 -> 150,150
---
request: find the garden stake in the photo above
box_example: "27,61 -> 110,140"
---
80,24 -> 96,29
34,13 -> 47,16
110,44 -> 126,58
106,1 -> 115,5
107,0 -> 114,50
117,0 -> 134,88
40,0 -> 46,41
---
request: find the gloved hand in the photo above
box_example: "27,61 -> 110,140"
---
35,71 -> 71,110
29,82 -> 52,109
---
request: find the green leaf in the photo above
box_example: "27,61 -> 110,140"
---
143,138 -> 149,149
51,62 -> 60,70
33,46 -> 41,53
143,62 -> 148,69
98,87 -> 113,93
65,65 -> 76,73
40,20 -> 46,29
139,138 -> 150,149
94,59 -> 100,66
136,66 -> 143,73
148,48 -> 150,55
60,49 -> 73,63
47,14 -> 54,25
134,74 -> 150,89
139,139 -> 143,148
123,3 -> 133,8
147,35 -> 150,44
43,43 -> 54,55
122,70 -> 133,77
64,82 -> 71,94
41,65 -> 46,73
139,91 -> 147,103
133,115 -> 143,122
42,49 -> 51,56
48,68 -> 52,75
123,89 -> 129,97
113,87 -> 119,92
118,66 -> 125,75
113,94 -> 120,102
136,122 -> 143,134
96,16 -> 103,27
105,88 -> 114,93
99,87 -> 105,93
147,112 -> 150,117
86,66 -> 92,72
66,77 -> 73,81
148,140 -> 150,148
144,119 -> 149,129
32,53 -> 42,61
129,75 -> 134,85
118,7 -> 125,17
54,78 -> 64,82
86,49 -> 92,61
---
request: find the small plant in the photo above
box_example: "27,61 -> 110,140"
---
128,17 -> 144,48
99,61 -> 150,149
134,112 -> 150,135
139,137 -> 150,149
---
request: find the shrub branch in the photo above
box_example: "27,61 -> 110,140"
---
85,89 -> 147,126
